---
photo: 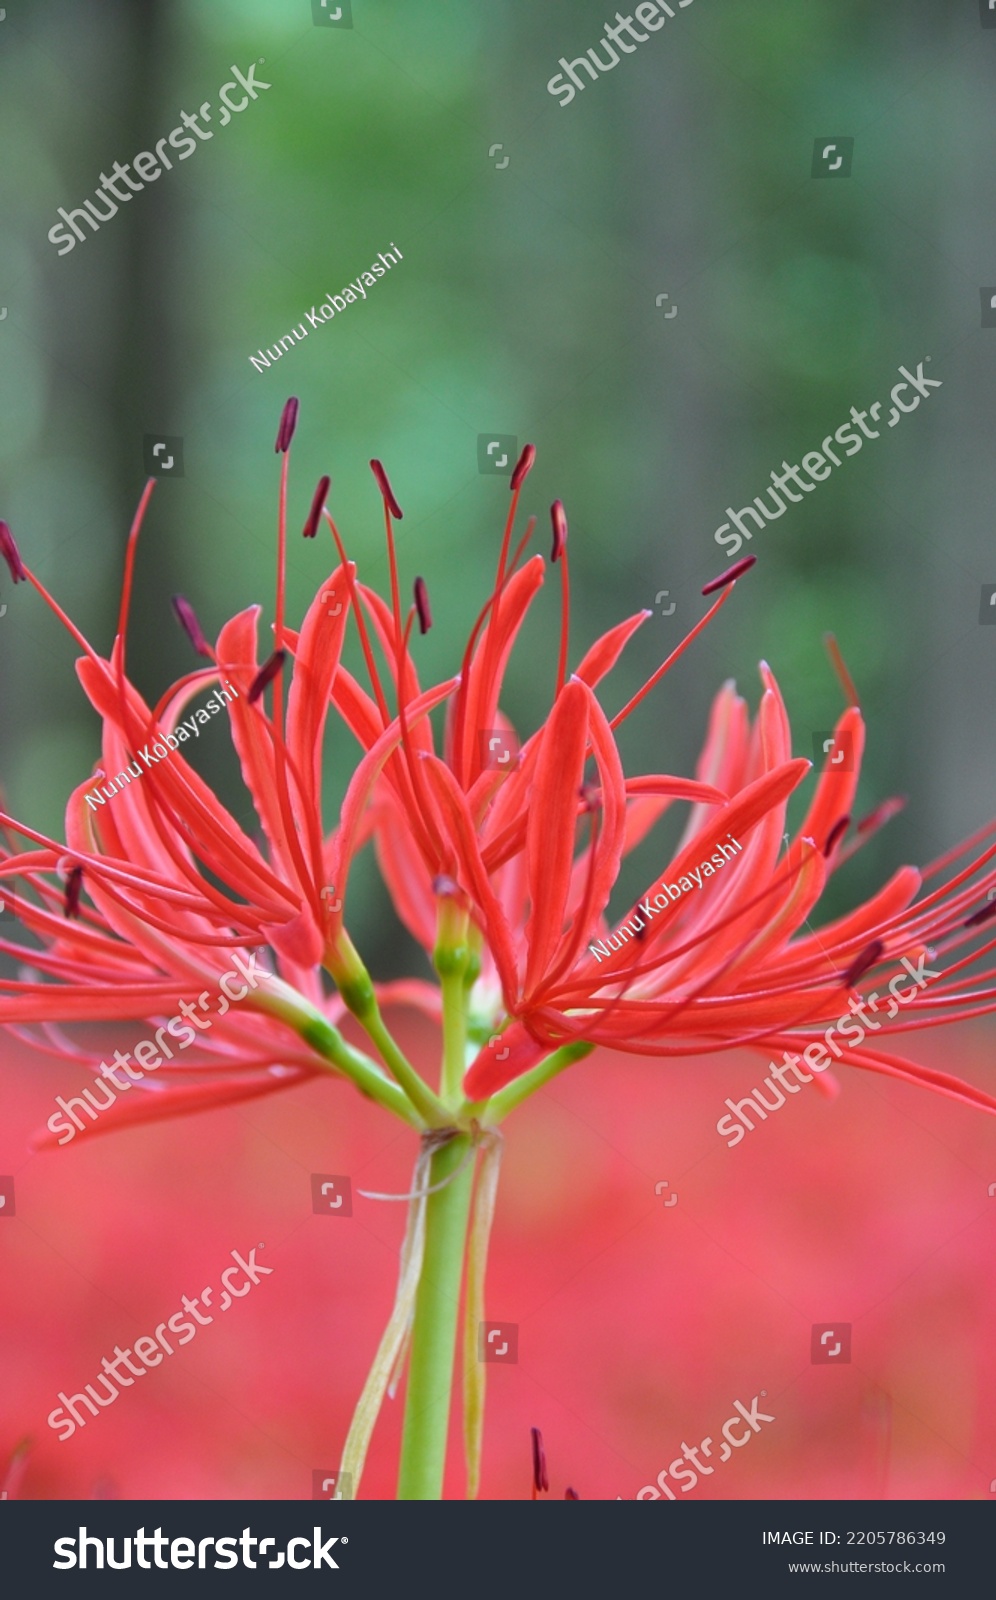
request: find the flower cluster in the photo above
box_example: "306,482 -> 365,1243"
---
1,403 -> 995,1157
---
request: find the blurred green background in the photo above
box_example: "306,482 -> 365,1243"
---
1,0 -> 994,975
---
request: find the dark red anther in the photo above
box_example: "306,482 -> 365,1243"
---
413,575 -> 432,635
702,555 -> 757,596
840,938 -> 885,988
274,398 -> 299,454
530,1427 -> 549,1497
823,815 -> 851,857
564,1488 -> 580,1499
302,475 -> 331,539
0,521 -> 26,583
633,911 -> 648,942
550,500 -> 568,563
510,443 -> 536,493
370,459 -> 403,520
248,649 -> 286,704
171,595 -> 212,659
64,865 -> 83,920
965,897 -> 996,929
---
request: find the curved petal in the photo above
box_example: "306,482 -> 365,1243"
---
523,681 -> 590,994
286,562 -> 353,818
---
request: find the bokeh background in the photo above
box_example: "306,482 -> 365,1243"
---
1,0 -> 994,1499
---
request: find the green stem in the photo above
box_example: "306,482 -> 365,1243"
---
248,973 -> 423,1127
440,967 -> 468,1105
324,938 -> 452,1128
360,1001 -> 452,1128
303,1016 -> 424,1126
396,1133 -> 475,1499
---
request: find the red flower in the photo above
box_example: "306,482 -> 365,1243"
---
1,411 -> 994,1157
0,415 -> 445,1143
460,672 -> 996,1114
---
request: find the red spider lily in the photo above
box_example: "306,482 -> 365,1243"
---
306,443 -> 996,1124
0,408 -> 446,1143
3,402 -> 996,1505
1,408 -> 994,1154
460,654 -> 996,1114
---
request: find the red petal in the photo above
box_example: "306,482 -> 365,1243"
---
523,681 -> 590,994
285,564 -> 353,817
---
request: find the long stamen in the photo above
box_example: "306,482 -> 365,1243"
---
369,463 -> 447,867
274,444 -> 290,727
922,816 -> 996,881
348,586 -> 439,865
823,815 -> 850,857
840,939 -> 885,988
965,899 -> 996,930
322,509 -> 392,728
507,514 -> 537,578
447,520 -> 538,790
249,650 -> 286,704
370,458 -> 403,521
274,396 -> 299,454
509,444 -> 536,494
24,569 -> 105,662
264,409 -> 320,913
394,610 -> 449,869
453,451 -> 535,785
413,576 -> 432,635
0,521 -> 27,583
303,475 -> 331,539
825,631 -> 861,709
701,554 -> 756,595
115,479 -> 157,671
550,501 -> 570,698
63,865 -> 83,920
609,587 -> 734,731
171,596 -> 214,659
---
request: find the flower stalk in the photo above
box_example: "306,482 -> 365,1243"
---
395,1131 -> 476,1499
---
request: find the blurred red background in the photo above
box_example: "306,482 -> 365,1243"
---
3,1011 -> 995,1501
